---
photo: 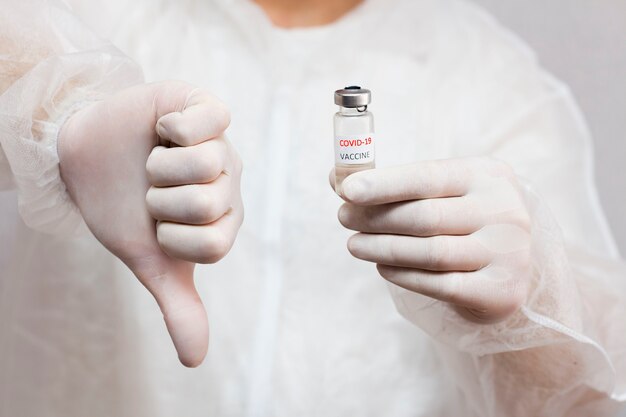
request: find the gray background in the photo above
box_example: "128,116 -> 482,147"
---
472,0 -> 626,254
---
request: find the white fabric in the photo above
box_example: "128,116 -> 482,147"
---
1,0 -> 625,416
0,0 -> 143,234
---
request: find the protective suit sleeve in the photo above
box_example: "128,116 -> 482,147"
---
0,0 -> 143,234
388,7 -> 626,417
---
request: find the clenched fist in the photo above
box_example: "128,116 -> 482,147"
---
58,81 -> 243,367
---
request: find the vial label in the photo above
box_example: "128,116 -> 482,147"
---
334,134 -> 375,165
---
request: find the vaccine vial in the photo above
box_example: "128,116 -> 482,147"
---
333,86 -> 375,196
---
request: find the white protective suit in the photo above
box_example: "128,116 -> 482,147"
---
1,0 -> 626,416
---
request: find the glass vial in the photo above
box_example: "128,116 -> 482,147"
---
333,86 -> 375,196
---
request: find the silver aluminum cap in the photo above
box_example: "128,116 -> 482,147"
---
334,86 -> 371,108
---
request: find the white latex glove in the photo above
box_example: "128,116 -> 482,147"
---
58,81 -> 243,367
333,157 -> 531,323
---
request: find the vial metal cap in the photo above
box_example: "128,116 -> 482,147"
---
334,86 -> 371,108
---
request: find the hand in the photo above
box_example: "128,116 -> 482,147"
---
58,81 -> 243,366
333,157 -> 531,323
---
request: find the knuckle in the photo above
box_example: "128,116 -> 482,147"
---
439,273 -> 463,303
194,151 -> 221,181
449,277 -> 465,304
214,102 -> 231,131
426,237 -> 451,269
490,268 -> 530,320
419,200 -> 442,234
386,237 -> 404,264
417,163 -> 438,196
198,231 -> 232,264
495,282 -> 526,318
465,195 -> 486,225
190,189 -> 218,224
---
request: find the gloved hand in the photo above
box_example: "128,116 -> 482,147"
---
58,81 -> 243,367
333,157 -> 531,323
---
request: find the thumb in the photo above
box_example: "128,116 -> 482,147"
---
129,256 -> 209,368
151,81 -> 231,147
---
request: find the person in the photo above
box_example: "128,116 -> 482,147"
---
0,0 -> 625,416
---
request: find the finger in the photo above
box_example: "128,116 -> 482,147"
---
156,203 -> 243,264
341,159 -> 472,206
328,168 -> 336,192
146,139 -> 229,187
128,257 -> 208,367
377,264 -> 526,321
146,175 -> 233,225
338,196 -> 484,236
156,88 -> 230,147
348,233 -> 491,271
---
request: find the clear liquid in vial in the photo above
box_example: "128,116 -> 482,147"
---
334,106 -> 375,196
